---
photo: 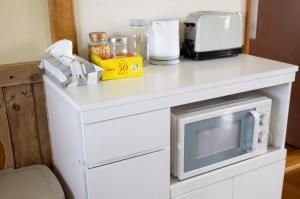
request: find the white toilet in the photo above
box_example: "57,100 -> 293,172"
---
0,165 -> 65,199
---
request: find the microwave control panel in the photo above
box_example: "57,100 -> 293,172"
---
257,106 -> 272,149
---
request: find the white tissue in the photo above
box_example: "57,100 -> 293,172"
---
45,39 -> 74,59
40,40 -> 103,88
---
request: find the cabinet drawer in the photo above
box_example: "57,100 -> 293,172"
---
174,179 -> 233,199
84,109 -> 170,167
87,150 -> 170,199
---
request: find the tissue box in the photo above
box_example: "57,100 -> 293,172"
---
40,40 -> 103,88
91,54 -> 143,81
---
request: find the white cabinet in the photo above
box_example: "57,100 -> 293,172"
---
172,159 -> 285,199
233,160 -> 285,199
84,109 -> 170,198
174,179 -> 233,199
44,55 -> 298,199
170,150 -> 287,199
87,150 -> 170,199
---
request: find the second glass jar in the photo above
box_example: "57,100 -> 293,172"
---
128,19 -> 148,62
108,34 -> 128,58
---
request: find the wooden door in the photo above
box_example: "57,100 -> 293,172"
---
249,0 -> 300,147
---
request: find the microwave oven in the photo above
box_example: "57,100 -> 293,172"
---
171,93 -> 272,180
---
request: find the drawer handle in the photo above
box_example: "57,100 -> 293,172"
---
88,148 -> 166,169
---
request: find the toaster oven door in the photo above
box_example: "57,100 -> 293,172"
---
177,109 -> 259,179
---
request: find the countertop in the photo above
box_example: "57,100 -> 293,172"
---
48,54 -> 298,111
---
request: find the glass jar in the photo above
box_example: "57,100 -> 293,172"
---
88,32 -> 110,60
108,34 -> 128,58
128,19 -> 148,62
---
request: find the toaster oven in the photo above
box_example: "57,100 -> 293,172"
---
182,11 -> 243,60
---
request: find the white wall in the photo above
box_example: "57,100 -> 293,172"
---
0,0 -> 51,65
74,0 -> 246,58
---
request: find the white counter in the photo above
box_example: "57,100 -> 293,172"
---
62,54 -> 297,111
44,54 -> 298,199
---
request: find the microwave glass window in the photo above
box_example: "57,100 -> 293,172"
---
195,121 -> 241,159
183,109 -> 255,173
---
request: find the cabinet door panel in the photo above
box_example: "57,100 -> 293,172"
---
174,179 -> 233,199
84,109 -> 170,167
87,150 -> 169,199
233,160 -> 285,199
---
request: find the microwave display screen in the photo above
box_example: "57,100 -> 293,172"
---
184,109 -> 255,173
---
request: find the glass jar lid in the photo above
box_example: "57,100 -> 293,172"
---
108,34 -> 128,44
129,19 -> 146,27
89,32 -> 107,41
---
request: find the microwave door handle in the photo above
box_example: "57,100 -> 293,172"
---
250,111 -> 260,151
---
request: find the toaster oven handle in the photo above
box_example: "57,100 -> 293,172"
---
250,111 -> 260,151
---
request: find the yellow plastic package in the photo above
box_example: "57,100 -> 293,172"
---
91,54 -> 143,81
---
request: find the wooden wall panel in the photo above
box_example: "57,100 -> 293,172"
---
0,61 -> 52,170
244,0 -> 252,54
33,83 -> 52,167
3,85 -> 42,168
48,0 -> 78,53
0,89 -> 14,169
0,62 -> 42,87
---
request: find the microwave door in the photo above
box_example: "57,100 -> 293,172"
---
177,109 -> 258,179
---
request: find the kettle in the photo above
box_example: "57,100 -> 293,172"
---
148,19 -> 180,65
